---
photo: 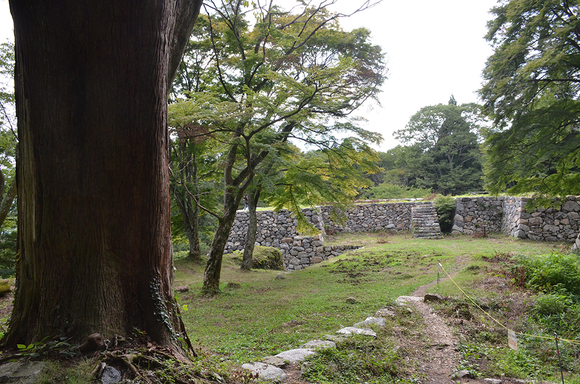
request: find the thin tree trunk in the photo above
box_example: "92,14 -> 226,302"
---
241,187 -> 261,270
202,188 -> 243,293
171,141 -> 202,262
186,203 -> 202,261
0,178 -> 16,227
185,145 -> 202,261
5,0 -> 202,351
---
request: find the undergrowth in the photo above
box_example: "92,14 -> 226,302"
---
433,248 -> 580,382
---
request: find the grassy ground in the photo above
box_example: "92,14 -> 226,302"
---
0,231 -> 568,383
174,232 -> 560,382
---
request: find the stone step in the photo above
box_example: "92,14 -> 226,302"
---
411,203 -> 442,239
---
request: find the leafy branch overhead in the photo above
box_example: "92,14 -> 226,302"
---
169,0 -> 386,293
480,0 -> 580,203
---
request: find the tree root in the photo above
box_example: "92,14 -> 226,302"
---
97,352 -> 155,384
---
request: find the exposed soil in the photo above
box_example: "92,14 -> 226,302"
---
406,263 -> 474,384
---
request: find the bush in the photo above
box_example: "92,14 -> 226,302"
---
512,253 -> 580,338
434,195 -> 456,233
359,182 -> 432,200
533,293 -> 571,317
228,246 -> 284,270
515,253 -> 580,295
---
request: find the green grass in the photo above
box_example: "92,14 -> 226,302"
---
176,233 -> 557,371
176,249 -> 432,363
3,232 -> 566,383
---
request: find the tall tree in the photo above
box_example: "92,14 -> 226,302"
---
170,0 -> 385,293
480,0 -> 580,204
0,41 -> 17,228
4,0 -> 202,354
394,99 -> 485,195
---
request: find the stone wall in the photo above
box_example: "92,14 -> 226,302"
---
225,208 -> 323,254
225,196 -> 580,271
281,235 -> 361,271
320,202 -> 414,234
452,197 -> 505,235
226,202 -> 417,254
508,197 -> 580,242
225,202 -> 416,271
453,196 -> 580,243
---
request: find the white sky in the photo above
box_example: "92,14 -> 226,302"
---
0,0 -> 498,151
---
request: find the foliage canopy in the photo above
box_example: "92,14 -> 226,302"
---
480,0 -> 580,204
393,99 -> 484,195
170,0 -> 386,292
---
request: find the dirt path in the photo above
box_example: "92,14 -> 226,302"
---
406,275 -> 462,383
282,256 -> 488,384
406,256 -> 490,384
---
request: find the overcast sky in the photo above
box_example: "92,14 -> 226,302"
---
0,0 -> 499,151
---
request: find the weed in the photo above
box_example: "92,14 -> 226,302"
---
513,252 -> 580,295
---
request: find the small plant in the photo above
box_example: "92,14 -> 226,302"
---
434,195 -> 456,233
533,293 -> 571,317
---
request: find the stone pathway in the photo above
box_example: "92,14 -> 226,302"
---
241,315 -> 383,382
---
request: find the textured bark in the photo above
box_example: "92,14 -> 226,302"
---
241,188 -> 261,271
5,0 -> 202,349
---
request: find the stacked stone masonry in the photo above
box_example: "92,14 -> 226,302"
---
226,202 -> 427,271
411,204 -> 443,239
319,202 -> 414,234
226,197 -> 580,271
453,196 -> 580,243
452,197 -> 505,235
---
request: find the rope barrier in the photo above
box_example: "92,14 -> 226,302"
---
437,262 -> 580,346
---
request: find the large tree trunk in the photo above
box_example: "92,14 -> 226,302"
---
241,188 -> 261,270
5,0 -> 202,350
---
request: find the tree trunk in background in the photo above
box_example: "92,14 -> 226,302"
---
171,141 -> 202,262
241,188 -> 261,270
0,179 -> 16,227
203,188 -> 244,293
4,0 -> 202,350
178,196 -> 202,262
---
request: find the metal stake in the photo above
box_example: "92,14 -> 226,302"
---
555,333 -> 565,384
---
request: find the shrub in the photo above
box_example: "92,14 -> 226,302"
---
533,293 -> 571,317
434,195 -> 456,233
515,253 -> 580,295
228,246 -> 284,270
359,182 -> 432,200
